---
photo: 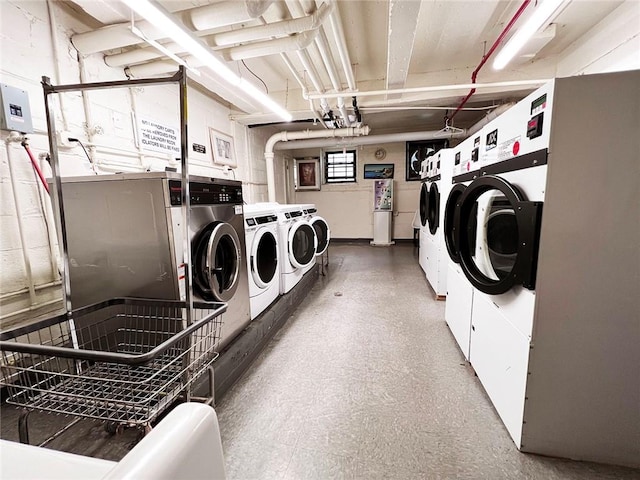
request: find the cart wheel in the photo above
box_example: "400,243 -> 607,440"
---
104,422 -> 118,435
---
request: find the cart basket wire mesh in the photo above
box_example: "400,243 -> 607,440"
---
0,298 -> 226,426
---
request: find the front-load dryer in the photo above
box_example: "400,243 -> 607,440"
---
423,148 -> 454,299
244,203 -> 280,320
60,172 -> 251,350
443,132 -> 484,360
418,159 -> 430,276
443,72 -> 640,467
275,204 -> 317,294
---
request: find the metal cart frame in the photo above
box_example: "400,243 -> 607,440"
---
0,66 -> 225,445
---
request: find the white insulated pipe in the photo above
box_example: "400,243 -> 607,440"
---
466,102 -> 515,136
274,128 -> 466,150
264,126 -> 370,201
104,3 -> 333,68
5,137 -> 37,305
191,0 -> 275,31
306,79 -> 551,100
72,0 -> 274,54
328,0 -> 356,91
124,31 -> 319,77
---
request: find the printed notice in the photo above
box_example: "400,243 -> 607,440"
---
138,117 -> 180,155
498,136 -> 521,161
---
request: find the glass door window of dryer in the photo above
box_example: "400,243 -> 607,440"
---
427,183 -> 440,234
419,183 -> 429,227
472,191 -> 518,281
252,229 -> 278,288
193,222 -> 241,302
289,223 -> 316,268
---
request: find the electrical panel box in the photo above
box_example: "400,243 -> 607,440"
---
1,84 -> 33,133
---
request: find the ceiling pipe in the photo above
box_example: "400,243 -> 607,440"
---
71,0 -> 274,54
273,128 -> 465,151
296,50 -> 331,115
190,0 -> 275,31
449,0 -> 531,121
279,53 -> 328,129
327,0 -> 357,91
104,2 -> 334,67
264,126 -> 370,201
221,30 -> 319,61
124,31 -> 319,77
304,79 -> 549,100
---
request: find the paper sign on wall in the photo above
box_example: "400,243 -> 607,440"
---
138,117 -> 180,155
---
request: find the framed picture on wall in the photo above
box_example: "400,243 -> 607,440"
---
405,139 -> 448,181
209,128 -> 236,167
364,163 -> 394,179
294,157 -> 321,191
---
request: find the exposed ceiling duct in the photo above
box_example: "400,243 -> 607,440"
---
71,0 -> 275,54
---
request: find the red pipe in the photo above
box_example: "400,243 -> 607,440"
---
21,140 -> 50,194
450,0 -> 531,121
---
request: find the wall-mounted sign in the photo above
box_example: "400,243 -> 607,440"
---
138,117 -> 180,155
192,143 -> 206,154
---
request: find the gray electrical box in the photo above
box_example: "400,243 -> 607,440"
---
1,83 -> 33,133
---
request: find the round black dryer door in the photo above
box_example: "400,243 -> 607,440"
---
419,182 -> 429,227
192,221 -> 241,302
444,183 -> 467,264
427,182 -> 440,235
456,175 -> 543,295
288,221 -> 317,269
310,216 -> 331,255
251,228 -> 278,289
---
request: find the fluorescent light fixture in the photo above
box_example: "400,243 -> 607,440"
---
130,25 -> 201,76
121,0 -> 292,121
493,0 -> 565,70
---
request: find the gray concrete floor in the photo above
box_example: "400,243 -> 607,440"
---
216,243 -> 640,480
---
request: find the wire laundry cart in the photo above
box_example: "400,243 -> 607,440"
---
0,297 -> 226,445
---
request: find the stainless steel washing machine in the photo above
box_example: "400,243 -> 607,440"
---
59,172 -> 250,349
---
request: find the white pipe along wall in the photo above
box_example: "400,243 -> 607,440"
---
274,128 -> 466,150
264,126 -> 371,202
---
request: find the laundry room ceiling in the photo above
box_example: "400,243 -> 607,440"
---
66,0 -> 624,134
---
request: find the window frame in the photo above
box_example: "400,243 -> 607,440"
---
324,149 -> 357,184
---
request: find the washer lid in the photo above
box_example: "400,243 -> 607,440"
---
310,216 -> 330,255
456,175 -> 543,295
193,221 -> 241,302
250,227 -> 278,289
427,182 -> 440,235
444,184 -> 466,264
419,182 -> 429,227
288,221 -> 317,269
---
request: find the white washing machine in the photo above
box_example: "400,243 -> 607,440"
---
275,204 -> 317,294
423,148 -> 454,299
443,133 -> 484,360
445,72 -> 640,467
244,203 -> 280,320
59,173 -> 251,350
296,203 -> 331,257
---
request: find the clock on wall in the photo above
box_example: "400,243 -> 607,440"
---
374,148 -> 386,160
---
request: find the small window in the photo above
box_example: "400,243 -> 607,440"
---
325,150 -> 356,183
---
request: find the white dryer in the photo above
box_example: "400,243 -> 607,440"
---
443,134 -> 483,360
422,148 -> 454,299
445,72 -> 640,467
244,204 -> 280,320
417,159 -> 430,275
275,204 -> 317,294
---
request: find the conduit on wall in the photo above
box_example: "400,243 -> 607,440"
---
264,126 -> 371,202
